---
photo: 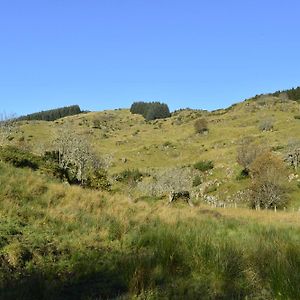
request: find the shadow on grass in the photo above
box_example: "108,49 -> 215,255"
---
0,250 -> 130,300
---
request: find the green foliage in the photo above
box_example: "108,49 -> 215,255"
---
272,86 -> 300,102
192,175 -> 202,186
236,169 -> 249,180
85,169 -> 111,191
115,169 -> 144,183
18,105 -> 82,121
194,160 -> 214,172
294,115 -> 300,120
0,147 -> 68,181
0,163 -> 300,299
0,146 -> 41,170
130,101 -> 171,121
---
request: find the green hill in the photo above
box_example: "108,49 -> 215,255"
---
2,94 -> 300,298
9,95 -> 300,208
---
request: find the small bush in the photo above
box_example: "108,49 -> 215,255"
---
0,147 -> 68,181
194,118 -> 208,134
259,118 -> 274,131
249,152 -> 288,209
237,138 -> 265,172
0,146 -> 41,170
116,169 -> 144,183
294,115 -> 300,120
192,175 -> 202,187
236,169 -> 249,180
85,169 -> 111,191
194,160 -> 214,172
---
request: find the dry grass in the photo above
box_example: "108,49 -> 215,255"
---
10,97 -> 300,207
2,96 -> 300,298
1,162 -> 300,299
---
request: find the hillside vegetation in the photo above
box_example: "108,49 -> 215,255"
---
18,105 -> 82,122
0,162 -> 300,299
2,94 -> 300,298
10,95 -> 300,208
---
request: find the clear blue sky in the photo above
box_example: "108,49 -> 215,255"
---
1,0 -> 300,115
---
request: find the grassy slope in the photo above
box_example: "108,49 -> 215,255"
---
1,162 -> 300,299
14,96 -> 300,207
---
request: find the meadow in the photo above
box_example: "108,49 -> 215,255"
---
0,162 -> 300,299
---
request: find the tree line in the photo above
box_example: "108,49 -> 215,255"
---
18,105 -> 82,121
130,101 -> 171,120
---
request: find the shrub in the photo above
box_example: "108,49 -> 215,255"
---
85,169 -> 111,191
249,152 -> 288,209
192,175 -> 202,187
236,169 -> 249,180
237,138 -> 265,172
0,146 -> 41,170
259,118 -> 274,131
294,115 -> 300,120
116,169 -> 144,184
194,118 -> 208,134
0,147 -> 73,182
194,160 -> 214,172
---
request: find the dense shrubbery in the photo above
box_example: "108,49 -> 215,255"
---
272,86 -> 300,101
0,146 -> 41,169
194,160 -> 214,172
0,146 -> 67,179
18,105 -> 82,121
0,146 -> 110,190
130,101 -> 171,121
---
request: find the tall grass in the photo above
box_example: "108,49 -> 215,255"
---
0,162 -> 300,299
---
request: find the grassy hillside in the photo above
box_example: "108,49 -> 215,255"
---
2,95 -> 300,298
1,162 -> 300,299
11,95 -> 300,208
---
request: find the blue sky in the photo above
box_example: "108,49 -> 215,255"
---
1,0 -> 300,115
